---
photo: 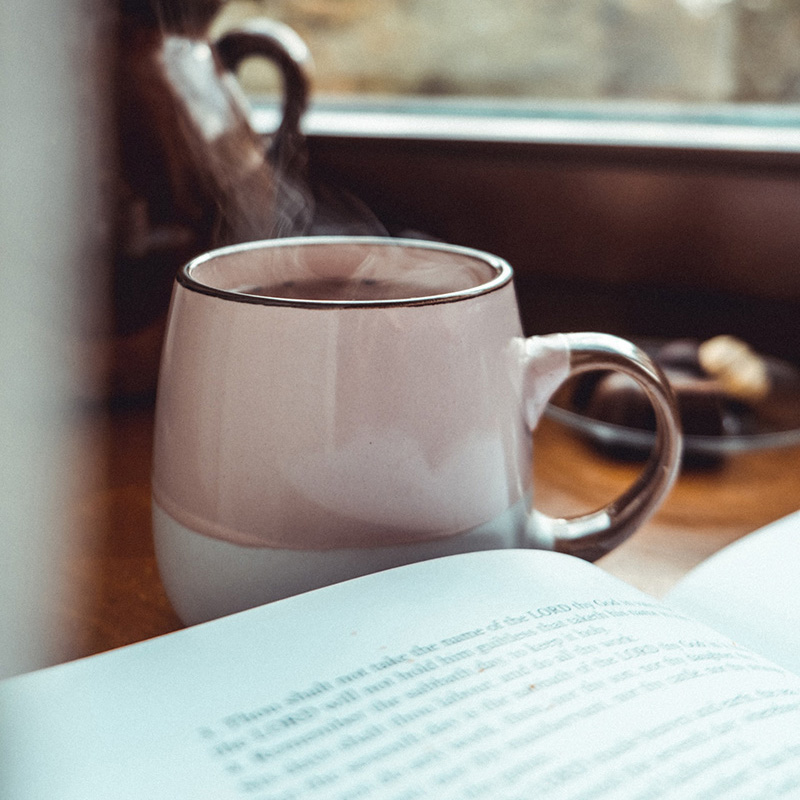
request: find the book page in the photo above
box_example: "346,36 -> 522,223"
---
3,549 -> 800,799
665,510 -> 800,675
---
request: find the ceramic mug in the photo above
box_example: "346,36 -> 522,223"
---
152,237 -> 682,624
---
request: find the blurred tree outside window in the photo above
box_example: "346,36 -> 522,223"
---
213,0 -> 800,105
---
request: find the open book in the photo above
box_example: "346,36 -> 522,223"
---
2,512 -> 800,799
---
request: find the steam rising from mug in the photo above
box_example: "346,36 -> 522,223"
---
111,5 -> 389,396
163,14 -> 388,244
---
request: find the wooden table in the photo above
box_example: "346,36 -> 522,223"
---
57,402 -> 800,665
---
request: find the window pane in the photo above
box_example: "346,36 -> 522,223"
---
214,0 -> 800,103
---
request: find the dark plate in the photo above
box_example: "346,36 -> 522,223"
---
546,339 -> 800,457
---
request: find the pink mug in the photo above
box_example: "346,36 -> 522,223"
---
152,237 -> 681,624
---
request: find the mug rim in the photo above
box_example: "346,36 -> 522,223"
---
177,235 -> 514,308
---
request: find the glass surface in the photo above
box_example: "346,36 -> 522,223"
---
215,0 -> 800,106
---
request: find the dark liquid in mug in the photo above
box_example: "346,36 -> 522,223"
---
238,277 -> 454,301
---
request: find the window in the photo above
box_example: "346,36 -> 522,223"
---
215,0 -> 800,104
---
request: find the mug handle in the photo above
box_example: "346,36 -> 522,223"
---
521,332 -> 683,562
215,18 -> 312,171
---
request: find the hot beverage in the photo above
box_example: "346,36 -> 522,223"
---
235,276 -> 460,302
153,236 -> 682,625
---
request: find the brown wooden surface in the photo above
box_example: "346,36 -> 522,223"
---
56,402 -> 800,665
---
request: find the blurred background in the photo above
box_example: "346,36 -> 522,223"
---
0,1 -> 110,678
216,0 -> 800,102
